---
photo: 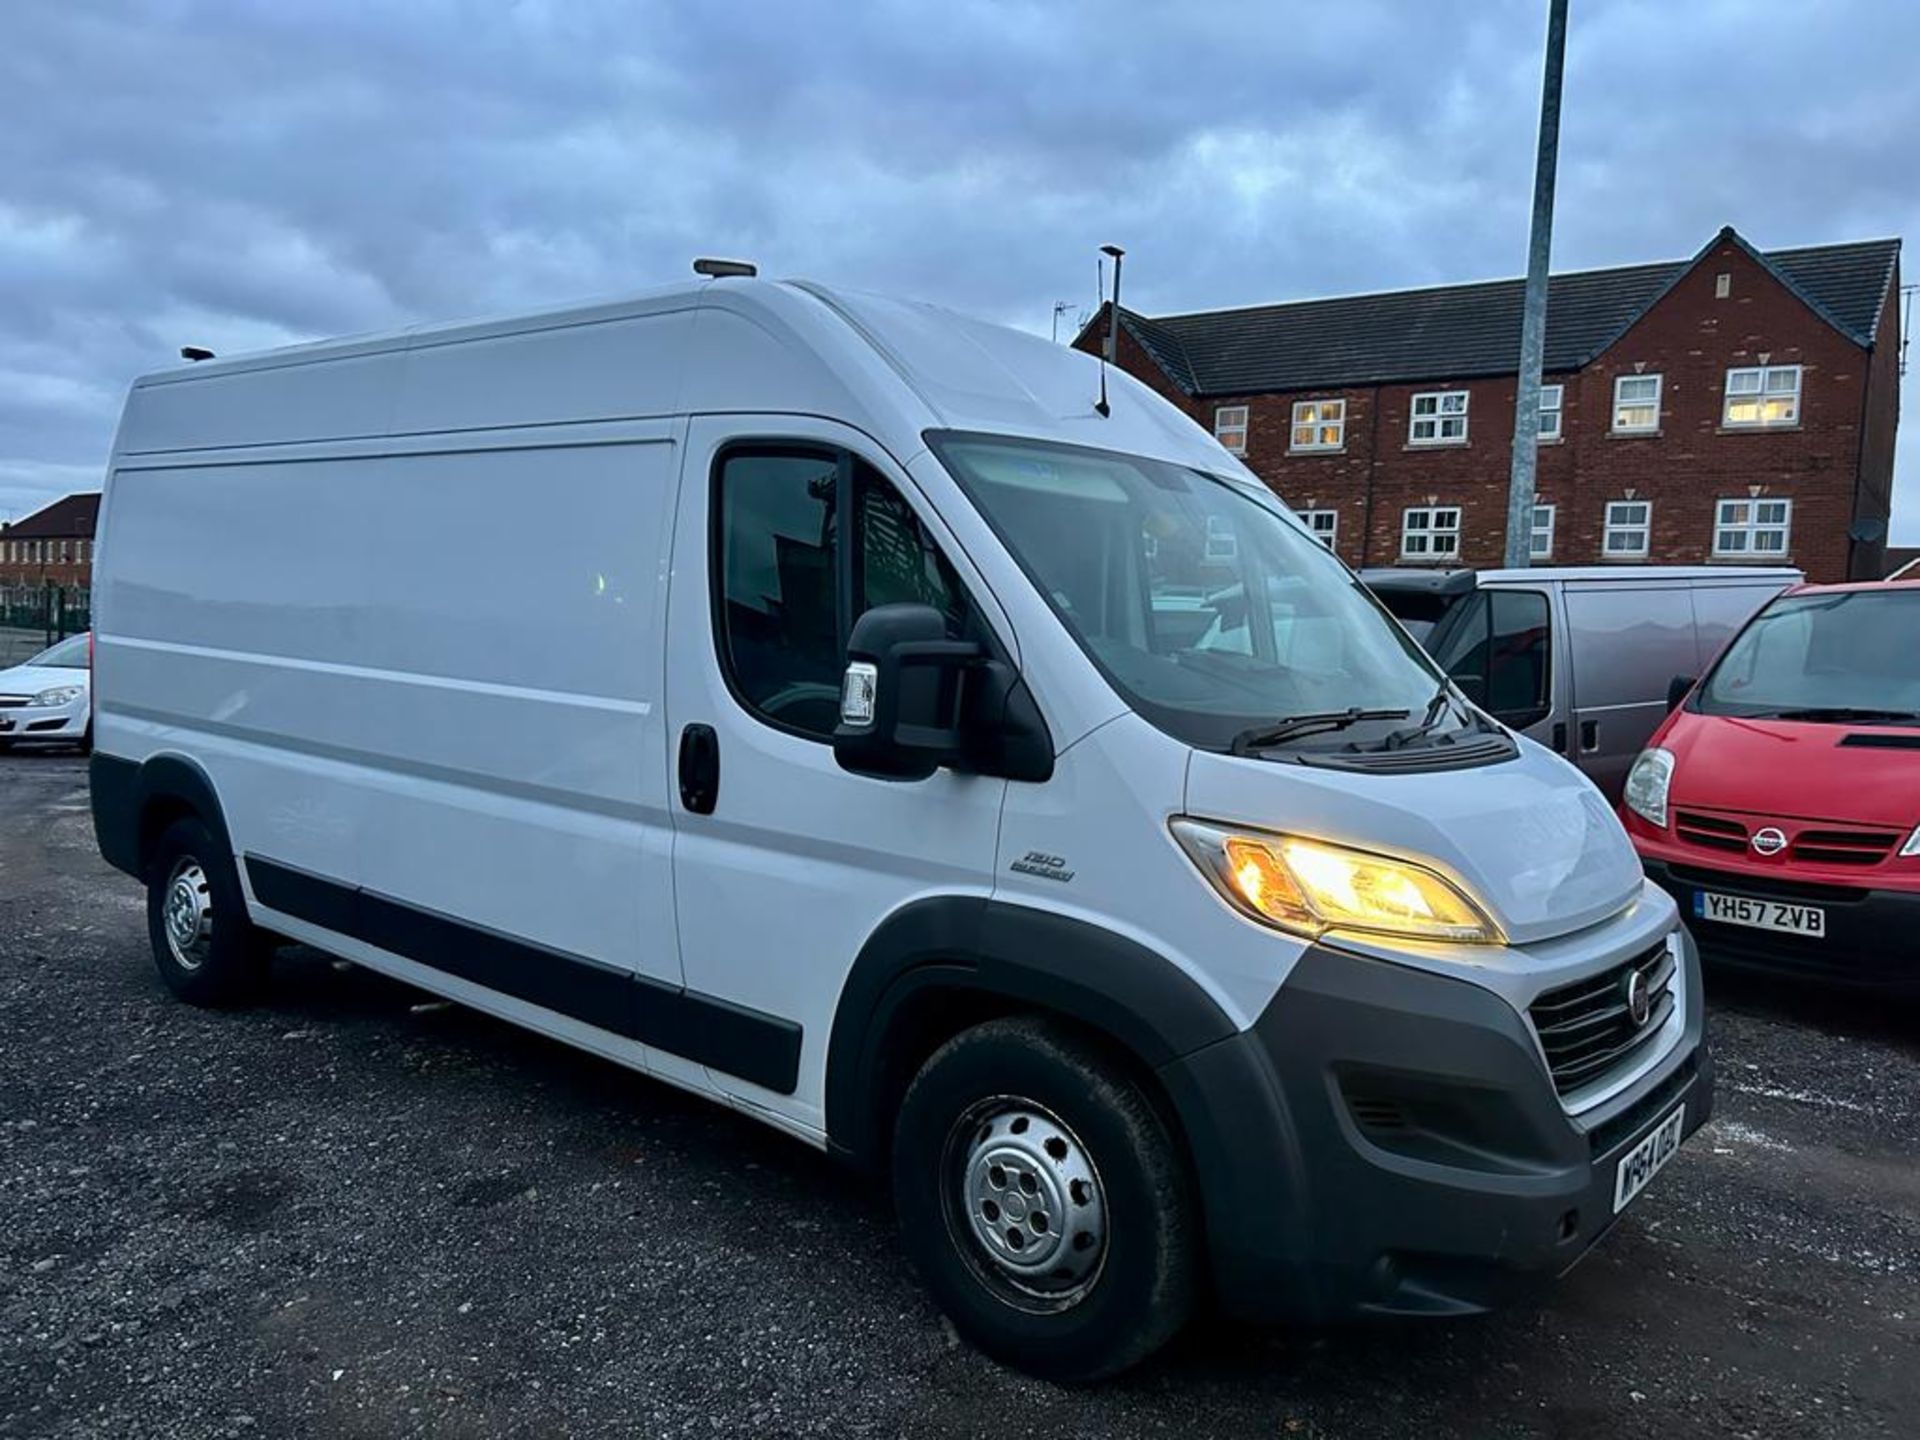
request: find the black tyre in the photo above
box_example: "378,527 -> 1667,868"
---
75,725 -> 92,756
145,816 -> 269,1006
892,1016 -> 1198,1382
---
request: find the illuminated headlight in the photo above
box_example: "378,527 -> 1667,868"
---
32,686 -> 83,707
1171,819 -> 1503,945
1902,824 -> 1920,858
1623,747 -> 1675,829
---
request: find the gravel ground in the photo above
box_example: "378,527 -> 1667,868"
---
2,749 -> 1916,1438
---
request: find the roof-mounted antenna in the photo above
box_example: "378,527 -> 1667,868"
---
693,258 -> 757,279
180,346 -> 215,362
1095,244 -> 1124,417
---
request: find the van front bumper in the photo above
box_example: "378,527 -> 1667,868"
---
1157,934 -> 1712,1323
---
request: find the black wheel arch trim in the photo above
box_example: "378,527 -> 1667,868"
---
91,750 -> 234,881
824,895 -> 1241,1170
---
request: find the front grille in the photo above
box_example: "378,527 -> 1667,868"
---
0,696 -> 29,709
1675,810 -> 1747,853
1790,828 -> 1901,866
1528,942 -> 1675,1098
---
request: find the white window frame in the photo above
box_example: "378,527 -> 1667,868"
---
1289,398 -> 1346,452
1204,512 -> 1238,562
1722,365 -> 1802,428
1530,504 -> 1555,560
1409,390 -> 1469,446
1400,506 -> 1462,560
1298,509 -> 1339,549
1611,373 -> 1662,434
1537,383 -> 1563,442
1713,497 -> 1792,557
1213,404 -> 1250,455
1603,501 -> 1652,559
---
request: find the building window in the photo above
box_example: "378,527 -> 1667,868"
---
1298,509 -> 1339,549
1213,405 -> 1249,455
1714,498 -> 1791,557
1204,512 -> 1239,562
1409,391 -> 1469,445
1401,506 -> 1462,560
1531,504 -> 1555,559
1723,365 -> 1801,428
1612,374 -> 1661,434
1537,384 -> 1563,441
1603,501 -> 1652,558
1290,399 -> 1345,452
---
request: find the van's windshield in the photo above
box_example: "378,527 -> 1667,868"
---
1696,588 -> 1920,722
929,432 -> 1463,751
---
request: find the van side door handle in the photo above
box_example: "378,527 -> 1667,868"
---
678,723 -> 719,815
1579,718 -> 1599,753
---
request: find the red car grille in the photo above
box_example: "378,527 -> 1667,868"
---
1789,829 -> 1902,866
1674,811 -> 1746,854
1673,810 -> 1900,867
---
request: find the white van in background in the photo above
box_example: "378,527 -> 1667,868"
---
1364,566 -> 1798,798
89,270 -> 1710,1379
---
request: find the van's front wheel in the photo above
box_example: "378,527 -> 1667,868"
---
892,1016 -> 1197,1381
145,817 -> 269,1006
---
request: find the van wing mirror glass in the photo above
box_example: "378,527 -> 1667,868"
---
1667,674 -> 1696,713
1453,673 -> 1488,707
832,603 -> 1054,783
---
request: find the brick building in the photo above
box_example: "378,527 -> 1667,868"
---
1079,227 -> 1901,581
0,492 -> 101,598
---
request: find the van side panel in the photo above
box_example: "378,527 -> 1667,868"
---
1688,580 -> 1792,672
1559,582 -> 1700,798
100,426 -> 683,990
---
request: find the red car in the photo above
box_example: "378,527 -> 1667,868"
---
1621,580 -> 1919,990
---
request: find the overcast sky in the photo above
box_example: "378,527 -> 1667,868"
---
4,0 -> 1916,539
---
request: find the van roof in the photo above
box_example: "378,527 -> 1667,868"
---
1362,564 -> 1803,592
119,277 -> 1245,482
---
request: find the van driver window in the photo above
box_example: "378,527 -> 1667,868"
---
1433,589 -> 1551,726
716,448 -> 972,740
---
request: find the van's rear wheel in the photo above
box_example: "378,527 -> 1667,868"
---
892,1016 -> 1197,1382
145,817 -> 269,1006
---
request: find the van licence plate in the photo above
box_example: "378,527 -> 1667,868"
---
1694,890 -> 1825,938
1613,1103 -> 1685,1213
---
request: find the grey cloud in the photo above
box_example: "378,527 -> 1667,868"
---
1,0 -> 1915,536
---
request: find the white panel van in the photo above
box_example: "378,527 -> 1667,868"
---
89,273 -> 1711,1379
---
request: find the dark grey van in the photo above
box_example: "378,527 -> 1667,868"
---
1364,566 -> 1799,798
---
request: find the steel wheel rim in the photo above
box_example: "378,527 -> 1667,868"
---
942,1096 -> 1109,1312
162,858 -> 213,972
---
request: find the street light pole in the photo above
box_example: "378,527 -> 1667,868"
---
1503,0 -> 1570,568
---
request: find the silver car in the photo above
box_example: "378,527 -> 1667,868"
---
1363,567 -> 1798,798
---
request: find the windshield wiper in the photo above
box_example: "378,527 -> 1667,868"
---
1766,706 -> 1920,724
1381,677 -> 1459,750
1230,707 -> 1409,755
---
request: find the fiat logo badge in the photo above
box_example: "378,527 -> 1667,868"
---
1623,968 -> 1652,1028
1751,826 -> 1788,857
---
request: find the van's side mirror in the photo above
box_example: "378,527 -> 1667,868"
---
1453,672 -> 1488,707
833,604 -> 983,781
832,603 -> 1055,784
1667,674 -> 1696,713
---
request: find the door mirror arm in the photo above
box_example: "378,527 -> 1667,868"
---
1667,674 -> 1697,714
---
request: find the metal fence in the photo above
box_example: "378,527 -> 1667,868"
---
0,587 -> 91,665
